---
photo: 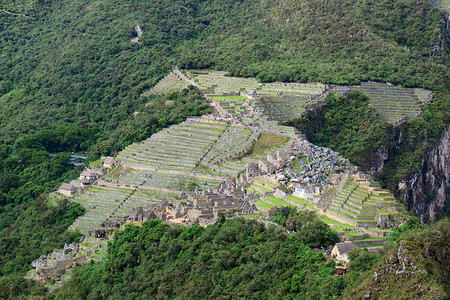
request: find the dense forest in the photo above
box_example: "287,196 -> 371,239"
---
1,210 -> 443,299
0,0 -> 449,297
46,209 -> 369,299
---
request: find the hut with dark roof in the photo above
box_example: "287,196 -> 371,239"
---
58,183 -> 77,196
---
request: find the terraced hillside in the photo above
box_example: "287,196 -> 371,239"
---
331,83 -> 431,123
181,70 -> 430,124
183,70 -> 327,119
141,71 -> 191,96
185,70 -> 260,96
69,186 -> 177,234
326,176 -> 401,230
67,73 -> 413,236
69,116 -> 292,233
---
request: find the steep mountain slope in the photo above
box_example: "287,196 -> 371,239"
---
344,218 -> 450,299
0,0 -> 449,295
0,0 -> 447,143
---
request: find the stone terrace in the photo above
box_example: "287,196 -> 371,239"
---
185,70 -> 261,96
141,71 -> 190,96
200,125 -> 260,168
69,186 -> 134,234
332,82 -> 431,124
185,70 -> 431,124
326,176 -> 400,228
117,168 -> 224,191
117,118 -> 229,172
68,185 -> 179,234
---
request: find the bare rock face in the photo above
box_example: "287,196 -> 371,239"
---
398,123 -> 450,223
361,122 -> 449,223
131,25 -> 143,43
376,214 -> 393,229
135,25 -> 143,38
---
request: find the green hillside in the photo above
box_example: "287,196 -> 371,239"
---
0,0 -> 449,298
0,0 -> 448,143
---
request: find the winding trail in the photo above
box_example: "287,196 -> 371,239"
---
0,7 -> 32,18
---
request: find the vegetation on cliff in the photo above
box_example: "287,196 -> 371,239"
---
285,91 -> 392,169
0,0 -> 448,296
345,218 -> 450,299
53,215 -> 354,299
287,89 -> 450,207
50,216 -> 450,300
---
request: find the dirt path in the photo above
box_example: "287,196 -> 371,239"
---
173,68 -> 198,88
0,8 -> 32,18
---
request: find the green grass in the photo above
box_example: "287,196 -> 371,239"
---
108,166 -> 125,179
247,186 -> 263,195
249,132 -> 290,156
255,200 -> 275,210
89,158 -> 103,167
252,183 -> 273,193
365,245 -> 384,249
194,165 -> 224,176
191,125 -> 225,132
210,95 -> 247,101
266,195 -> 294,207
287,195 -> 317,210
317,216 -> 356,230
357,237 -> 384,242
346,232 -> 364,237
254,179 -> 279,188
47,193 -> 62,207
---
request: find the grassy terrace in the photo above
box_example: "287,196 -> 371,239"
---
254,178 -> 279,188
341,82 -> 426,123
210,95 -> 247,101
249,132 -> 290,156
287,195 -> 317,211
255,199 -> 275,210
247,186 -> 260,194
317,216 -> 356,230
265,195 -> 293,207
252,183 -> 273,193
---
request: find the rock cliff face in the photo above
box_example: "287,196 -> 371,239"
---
297,104 -> 449,222
398,123 -> 450,223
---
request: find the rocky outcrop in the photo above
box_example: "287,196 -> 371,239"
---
344,218 -> 450,300
398,123 -> 450,223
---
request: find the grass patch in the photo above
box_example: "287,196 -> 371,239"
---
108,166 -> 125,178
287,195 -> 317,210
346,232 -> 364,237
357,237 -> 384,242
249,132 -> 290,156
254,179 -> 279,188
266,195 -> 294,207
317,216 -> 356,230
211,95 -> 247,101
89,158 -> 103,167
248,186 -> 263,195
253,183 -> 273,192
255,200 -> 275,210
47,193 -> 62,207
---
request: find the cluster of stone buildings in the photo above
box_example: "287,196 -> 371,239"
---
57,157 -> 117,197
27,243 -> 80,289
88,206 -> 162,238
173,175 -> 259,225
